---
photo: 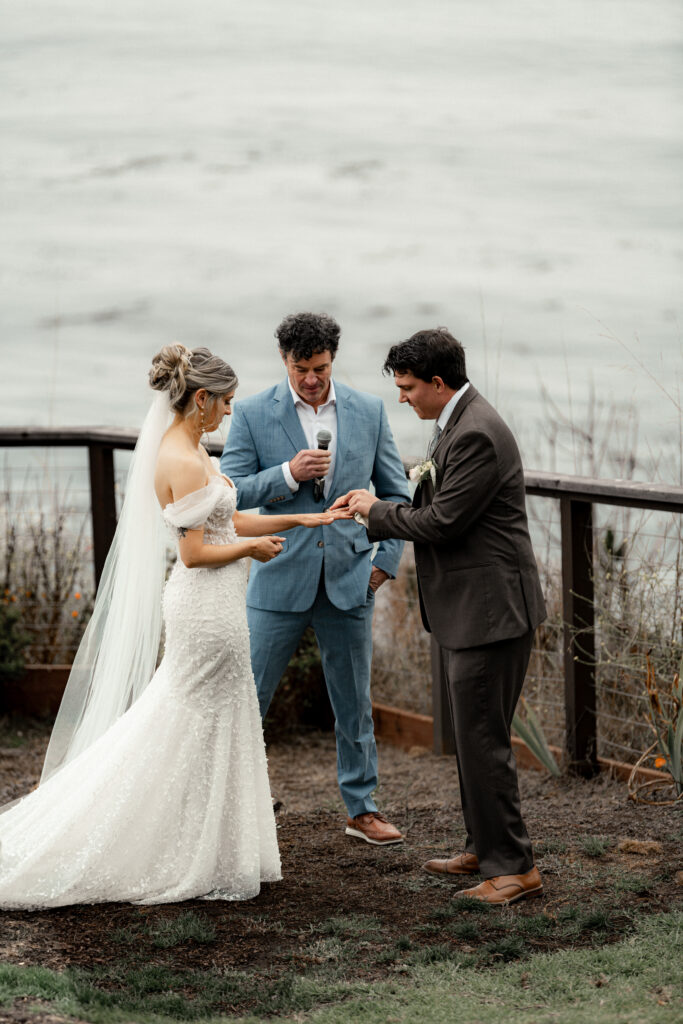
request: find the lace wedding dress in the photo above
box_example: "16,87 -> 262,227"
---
0,468 -> 281,908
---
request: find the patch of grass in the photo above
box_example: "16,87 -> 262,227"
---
315,914 -> 382,937
110,924 -> 141,945
110,912 -> 217,950
612,873 -> 652,895
307,911 -> 683,1024
305,938 -> 345,965
514,913 -> 554,938
0,960 -> 356,1022
429,903 -> 459,922
555,905 -> 615,939
395,936 -> 412,952
396,875 -> 435,893
579,835 -> 611,858
535,838 -> 568,856
448,919 -> 480,941
480,935 -> 526,963
148,912 -> 217,948
409,943 -> 458,966
450,895 -> 493,915
2,913 -> 682,1023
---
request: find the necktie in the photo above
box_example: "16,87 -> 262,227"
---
427,424 -> 442,459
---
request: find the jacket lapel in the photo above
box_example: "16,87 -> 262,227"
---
327,380 -> 349,496
431,384 -> 478,463
273,378 -> 309,453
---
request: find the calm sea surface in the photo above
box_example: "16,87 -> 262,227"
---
1,0 -> 681,480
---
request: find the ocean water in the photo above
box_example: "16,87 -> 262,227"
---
1,0 -> 681,478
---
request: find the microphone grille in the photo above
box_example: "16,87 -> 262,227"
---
316,428 -> 333,443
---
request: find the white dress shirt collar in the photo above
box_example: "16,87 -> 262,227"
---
436,381 -> 470,432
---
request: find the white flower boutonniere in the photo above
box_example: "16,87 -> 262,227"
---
409,459 -> 437,487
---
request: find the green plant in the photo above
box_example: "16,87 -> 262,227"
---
449,919 -> 480,941
147,912 -> 216,948
316,915 -> 382,938
512,697 -> 561,776
0,604 -> 30,683
409,943 -> 455,965
628,653 -> 683,803
579,835 -> 611,858
535,838 -> 568,857
481,935 -> 526,963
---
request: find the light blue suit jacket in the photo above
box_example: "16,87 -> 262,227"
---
221,379 -> 410,612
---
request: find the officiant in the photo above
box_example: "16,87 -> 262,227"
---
221,312 -> 410,846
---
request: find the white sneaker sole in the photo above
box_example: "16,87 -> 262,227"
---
345,826 -> 404,846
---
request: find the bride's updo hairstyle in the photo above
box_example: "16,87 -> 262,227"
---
149,344 -> 238,417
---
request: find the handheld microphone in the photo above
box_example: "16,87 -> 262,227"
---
313,428 -> 332,502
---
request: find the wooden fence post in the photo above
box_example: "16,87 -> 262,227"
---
88,444 -> 117,590
560,497 -> 599,776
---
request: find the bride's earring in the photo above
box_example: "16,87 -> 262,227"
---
198,405 -> 206,437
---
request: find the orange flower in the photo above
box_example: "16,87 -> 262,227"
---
654,756 -> 667,769
10,595 -> 16,603
72,610 -> 79,618
3,589 -> 9,597
74,592 -> 81,600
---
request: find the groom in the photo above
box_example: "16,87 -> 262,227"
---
221,312 -> 410,844
332,327 -> 547,905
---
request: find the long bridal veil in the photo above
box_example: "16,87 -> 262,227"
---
39,392 -> 173,784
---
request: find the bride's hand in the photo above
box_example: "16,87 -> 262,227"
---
298,510 -> 349,528
251,536 -> 286,562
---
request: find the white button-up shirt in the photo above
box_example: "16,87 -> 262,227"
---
282,379 -> 337,498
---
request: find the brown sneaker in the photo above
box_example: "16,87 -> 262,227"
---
345,812 -> 404,846
423,852 -> 480,878
458,866 -> 543,906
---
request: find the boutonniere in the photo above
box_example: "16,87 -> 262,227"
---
409,459 -> 437,487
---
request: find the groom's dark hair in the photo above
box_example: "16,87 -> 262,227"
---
383,328 -> 468,389
276,312 -> 340,361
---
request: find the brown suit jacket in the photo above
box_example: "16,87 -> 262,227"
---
368,386 -> 546,650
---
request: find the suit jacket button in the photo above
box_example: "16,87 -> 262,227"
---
317,540 -> 324,548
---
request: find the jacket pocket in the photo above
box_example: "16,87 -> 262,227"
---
353,533 -> 373,553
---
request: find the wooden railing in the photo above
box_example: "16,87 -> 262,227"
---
3,427 -> 683,777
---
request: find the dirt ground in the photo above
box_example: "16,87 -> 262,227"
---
0,723 -> 682,1020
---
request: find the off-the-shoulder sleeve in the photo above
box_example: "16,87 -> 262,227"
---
163,482 -> 224,534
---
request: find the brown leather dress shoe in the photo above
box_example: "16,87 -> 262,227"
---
345,812 -> 404,846
458,866 -> 543,906
423,852 -> 480,878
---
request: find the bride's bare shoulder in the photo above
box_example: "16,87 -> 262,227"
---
155,439 -> 207,508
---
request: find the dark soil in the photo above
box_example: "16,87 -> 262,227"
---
1,723 -> 682,1021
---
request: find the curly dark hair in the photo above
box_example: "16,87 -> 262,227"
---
383,327 -> 468,389
275,312 -> 340,361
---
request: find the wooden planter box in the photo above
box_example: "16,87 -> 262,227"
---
371,701 -> 669,786
0,665 -> 71,717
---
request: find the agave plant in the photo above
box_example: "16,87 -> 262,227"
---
628,653 -> 683,804
512,697 -> 561,777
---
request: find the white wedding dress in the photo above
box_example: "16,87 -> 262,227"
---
0,468 -> 281,908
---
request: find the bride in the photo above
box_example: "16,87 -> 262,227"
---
0,344 -> 345,908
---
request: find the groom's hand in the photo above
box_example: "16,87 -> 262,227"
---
330,489 -> 378,518
369,567 -> 389,593
289,448 -> 332,483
